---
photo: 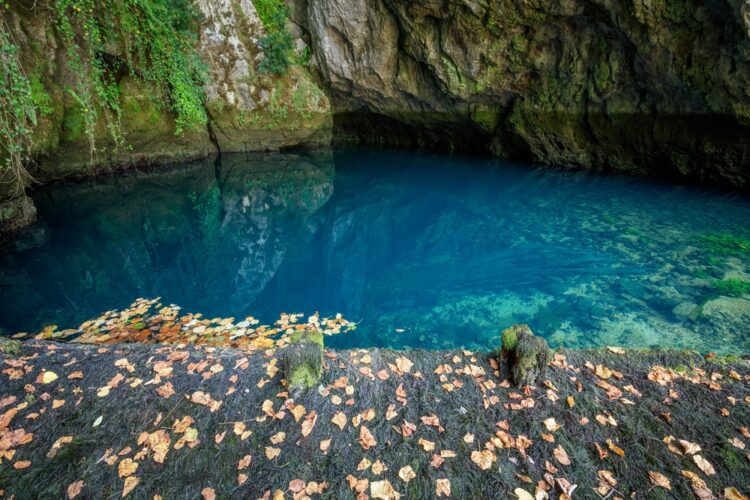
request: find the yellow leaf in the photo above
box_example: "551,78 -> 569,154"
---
395,356 -> 414,374
265,446 -> 281,460
370,479 -> 400,500
724,487 -> 749,500
122,476 -> 139,498
470,450 -> 496,470
67,480 -> 84,499
435,478 -> 451,497
418,437 -> 435,452
42,371 -> 58,384
544,418 -> 560,432
118,458 -> 138,478
301,411 -> 317,437
514,488 -> 534,500
648,471 -> 671,490
692,455 -> 716,476
332,411 -> 347,430
270,432 -> 286,445
398,465 -> 416,483
553,445 -> 571,465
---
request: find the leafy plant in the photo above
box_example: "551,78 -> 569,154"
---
0,24 -> 37,194
254,0 -> 294,74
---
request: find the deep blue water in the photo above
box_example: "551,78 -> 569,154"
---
3,149 -> 750,352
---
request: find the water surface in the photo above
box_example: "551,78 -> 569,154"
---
3,150 -> 750,353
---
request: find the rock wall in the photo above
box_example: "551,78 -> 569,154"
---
4,0 -> 750,232
303,0 -> 750,187
0,0 -> 331,232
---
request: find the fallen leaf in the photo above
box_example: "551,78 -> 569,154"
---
67,480 -> 84,499
514,488 -> 534,500
470,450 -> 496,470
398,465 -> 416,483
724,487 -> 749,500
13,460 -> 31,469
122,476 -> 139,497
370,479 -> 399,500
693,454 -> 716,475
543,417 -> 560,432
265,447 -> 281,460
435,478 -> 451,497
648,471 -> 671,490
332,411 -> 347,430
118,458 -> 138,478
419,437 -> 435,452
359,425 -> 377,450
553,445 -> 571,465
41,371 -> 58,384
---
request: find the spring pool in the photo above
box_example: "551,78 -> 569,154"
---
3,149 -> 750,353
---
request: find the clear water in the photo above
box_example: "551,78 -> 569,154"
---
3,149 -> 750,353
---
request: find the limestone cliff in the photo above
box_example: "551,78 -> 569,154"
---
3,0 -> 750,233
302,0 -> 750,186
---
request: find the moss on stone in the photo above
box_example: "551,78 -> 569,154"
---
283,330 -> 324,390
0,338 -> 23,357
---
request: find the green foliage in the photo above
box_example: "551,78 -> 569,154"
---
711,278 -> 750,297
51,0 -> 207,144
0,25 -> 36,192
255,0 -> 293,74
1,0 -> 208,189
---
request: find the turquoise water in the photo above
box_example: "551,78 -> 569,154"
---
3,149 -> 750,353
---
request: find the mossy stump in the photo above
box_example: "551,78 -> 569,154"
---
499,324 -> 551,387
283,329 -> 324,390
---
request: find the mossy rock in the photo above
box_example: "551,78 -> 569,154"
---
0,338 -> 24,357
283,330 -> 323,390
499,324 -> 551,387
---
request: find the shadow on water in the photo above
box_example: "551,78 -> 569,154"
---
2,148 -> 750,353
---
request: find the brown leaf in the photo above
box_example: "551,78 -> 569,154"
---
648,471 -> 671,490
370,479 -> 399,500
553,445 -> 571,466
359,425 -> 377,449
265,447 -> 280,460
201,487 -> 216,500
692,454 -> 716,476
301,411 -> 318,437
332,411 -> 347,430
470,450 -> 496,470
67,480 -> 84,499
118,458 -> 138,478
435,478 -> 451,497
398,465 -> 416,483
122,476 -> 139,498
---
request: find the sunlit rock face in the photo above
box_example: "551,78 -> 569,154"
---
196,0 -> 332,152
303,0 -> 750,188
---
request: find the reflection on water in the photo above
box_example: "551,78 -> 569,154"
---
3,149 -> 750,353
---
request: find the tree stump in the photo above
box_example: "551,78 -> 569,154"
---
283,329 -> 324,390
499,324 -> 551,387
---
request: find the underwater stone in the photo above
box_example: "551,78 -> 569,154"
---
283,329 -> 324,390
499,324 -> 552,387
